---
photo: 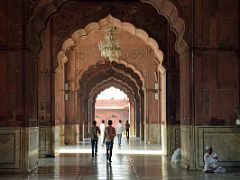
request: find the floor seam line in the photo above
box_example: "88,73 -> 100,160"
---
128,154 -> 142,180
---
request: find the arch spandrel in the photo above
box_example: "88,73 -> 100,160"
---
140,0 -> 189,54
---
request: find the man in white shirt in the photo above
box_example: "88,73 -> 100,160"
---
203,145 -> 226,173
116,120 -> 124,146
99,120 -> 105,146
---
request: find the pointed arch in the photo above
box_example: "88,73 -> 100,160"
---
28,0 -> 188,57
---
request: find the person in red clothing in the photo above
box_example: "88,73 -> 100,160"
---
104,120 -> 116,163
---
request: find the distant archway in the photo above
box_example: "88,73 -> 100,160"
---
92,81 -> 137,136
35,0 -> 190,159
78,61 -> 144,140
94,86 -> 131,135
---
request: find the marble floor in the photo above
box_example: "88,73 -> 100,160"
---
1,137 -> 240,180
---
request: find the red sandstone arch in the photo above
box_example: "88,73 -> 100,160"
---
78,61 -> 144,138
56,15 -> 164,66
28,0 -> 188,56
79,61 -> 143,98
55,15 -> 167,89
89,78 -> 136,103
90,81 -> 137,136
34,0 -> 190,156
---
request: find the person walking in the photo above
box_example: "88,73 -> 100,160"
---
125,120 -> 130,139
116,120 -> 124,146
105,120 -> 116,163
89,120 -> 100,157
100,120 -> 106,146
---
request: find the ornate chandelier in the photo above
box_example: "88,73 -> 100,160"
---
98,26 -> 121,63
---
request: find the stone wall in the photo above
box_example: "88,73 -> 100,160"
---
167,125 -> 181,156
193,0 -> 239,126
0,0 -> 239,173
0,127 -> 39,173
0,128 -> 21,172
0,0 -> 39,173
195,126 -> 240,168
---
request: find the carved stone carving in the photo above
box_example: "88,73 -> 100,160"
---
76,46 -> 100,66
122,48 -> 146,62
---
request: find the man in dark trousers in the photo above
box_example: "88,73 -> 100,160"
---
90,120 -> 100,157
125,120 -> 130,139
105,120 -> 116,163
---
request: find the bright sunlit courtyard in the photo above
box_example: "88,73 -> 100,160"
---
59,137 -> 163,155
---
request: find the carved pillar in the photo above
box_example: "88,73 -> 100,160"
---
135,100 -> 140,137
140,95 -> 145,141
78,93 -> 84,141
88,99 -> 94,132
130,101 -> 135,136
179,52 -> 194,168
92,99 -> 96,124
64,48 -> 76,145
83,98 -> 89,138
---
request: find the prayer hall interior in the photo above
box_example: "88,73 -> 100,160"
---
0,0 -> 239,179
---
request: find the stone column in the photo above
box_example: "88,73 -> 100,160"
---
140,95 -> 145,141
83,98 -> 89,138
179,52 -> 194,168
135,100 -> 140,137
64,48 -> 76,145
130,101 -> 135,136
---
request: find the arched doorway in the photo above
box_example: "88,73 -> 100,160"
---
77,60 -> 145,142
34,0 -> 189,173
51,14 -> 168,150
94,87 -> 132,136
94,85 -> 136,137
40,8 -> 182,161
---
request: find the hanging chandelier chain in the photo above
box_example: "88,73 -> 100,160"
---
98,24 -> 121,63
98,1 -> 121,62
108,0 -> 112,15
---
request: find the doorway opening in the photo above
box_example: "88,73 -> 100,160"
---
95,86 -> 132,137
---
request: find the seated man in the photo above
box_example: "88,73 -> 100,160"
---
171,148 -> 181,164
203,145 -> 226,173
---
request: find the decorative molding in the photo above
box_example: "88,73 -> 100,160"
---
0,128 -> 21,169
196,126 -> 240,168
39,127 -> 48,156
79,61 -> 143,95
56,15 -> 163,88
28,0 -> 188,57
58,14 -> 163,62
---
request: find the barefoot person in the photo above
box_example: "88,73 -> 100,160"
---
100,120 -> 106,146
203,145 -> 226,173
105,120 -> 116,163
